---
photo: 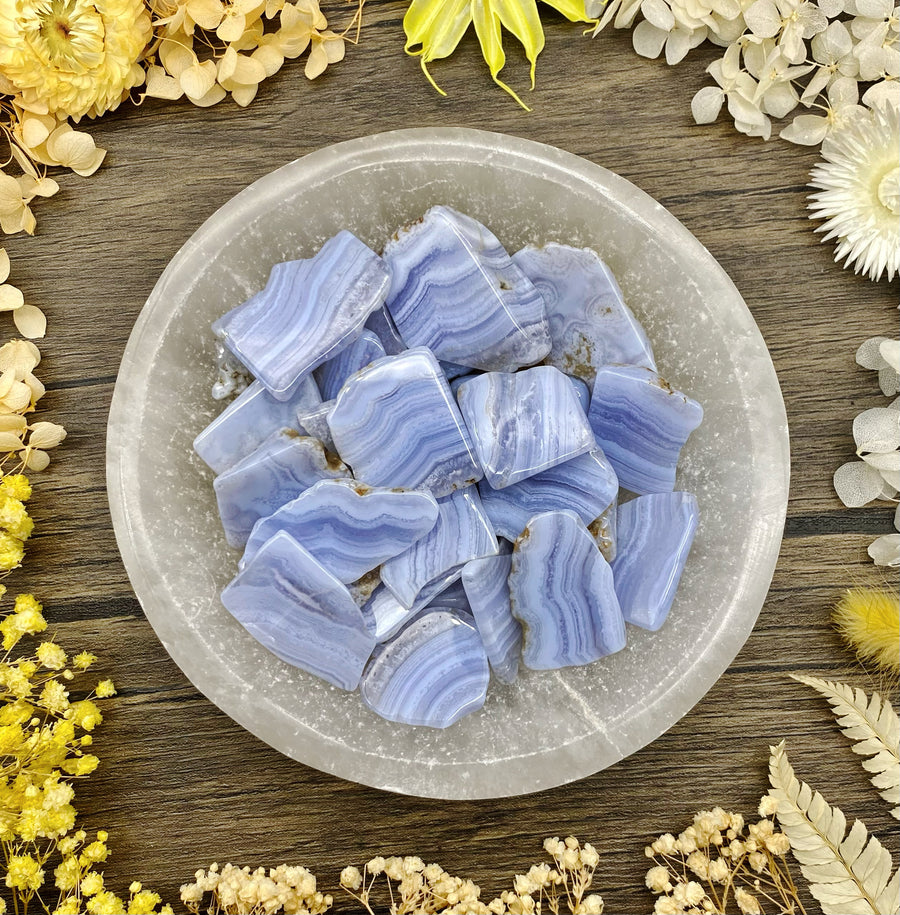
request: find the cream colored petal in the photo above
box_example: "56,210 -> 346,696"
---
879,340 -> 900,374
0,370 -> 15,398
187,0 -> 225,29
180,60 -> 218,100
853,407 -> 900,453
217,11 -> 249,42
28,421 -> 67,450
160,39 -> 199,78
868,533 -> 900,566
20,115 -> 54,151
27,177 -> 59,199
0,340 -> 41,376
305,41 -> 329,78
0,414 -> 27,434
231,84 -> 260,106
833,459 -> 886,506
23,449 -> 50,472
0,248 -> 8,284
46,125 -> 104,177
1,382 -> 32,412
23,372 -> 44,405
189,84 -> 228,107
252,43 -> 285,77
0,431 -> 25,452
0,284 -> 24,312
0,173 -> 24,217
12,303 -> 46,340
217,45 -> 239,82
145,65 -> 185,100
321,32 -> 345,63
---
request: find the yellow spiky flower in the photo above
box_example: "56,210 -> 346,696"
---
0,0 -> 152,120
833,587 -> 900,675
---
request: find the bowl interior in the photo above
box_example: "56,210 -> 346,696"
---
107,128 -> 789,799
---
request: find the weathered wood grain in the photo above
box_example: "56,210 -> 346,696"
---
1,3 -> 898,911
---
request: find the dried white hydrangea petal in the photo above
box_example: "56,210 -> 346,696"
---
692,86 -> 725,123
853,406 -> 900,453
868,532 -> 900,566
879,339 -> 900,373
878,469 -> 900,491
856,335 -> 890,369
834,459 -> 886,506
861,450 -> 900,472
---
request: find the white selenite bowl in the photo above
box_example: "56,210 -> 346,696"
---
107,128 -> 790,799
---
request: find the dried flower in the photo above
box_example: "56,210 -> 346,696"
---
832,587 -> 900,673
182,863 -> 331,914
809,103 -> 900,282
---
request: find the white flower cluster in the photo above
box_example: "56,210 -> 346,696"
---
833,336 -> 899,567
589,0 -> 898,145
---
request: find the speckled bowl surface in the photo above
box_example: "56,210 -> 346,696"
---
107,128 -> 789,799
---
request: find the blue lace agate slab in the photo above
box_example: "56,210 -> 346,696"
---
221,531 -> 375,690
512,243 -> 656,384
213,431 -> 348,547
457,366 -> 596,490
477,449 -> 618,541
314,330 -> 386,400
296,400 -> 335,451
569,375 -> 591,414
193,377 -> 321,474
383,206 -> 551,372
360,609 -> 489,727
380,487 -> 498,608
218,231 -> 390,400
588,365 -> 703,495
327,348 -> 482,498
241,478 -> 439,581
364,305 -> 407,356
509,510 -> 626,669
461,552 -> 521,684
361,584 -> 415,643
612,492 -> 699,631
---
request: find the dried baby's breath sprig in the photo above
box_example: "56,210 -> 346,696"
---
181,862 -> 332,914
791,676 -> 900,819
768,740 -> 899,915
643,805 -> 803,914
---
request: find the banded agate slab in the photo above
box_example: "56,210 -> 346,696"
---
360,609 -> 489,728
383,206 -> 551,372
241,478 -> 440,582
221,531 -> 375,691
314,330 -> 386,401
510,510 -> 626,669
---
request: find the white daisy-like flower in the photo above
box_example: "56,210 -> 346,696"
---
808,103 -> 900,281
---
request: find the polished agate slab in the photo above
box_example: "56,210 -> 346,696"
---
360,609 -> 489,727
513,243 -> 656,384
296,400 -> 335,451
381,488 -> 498,608
457,366 -> 595,490
461,552 -> 521,684
510,510 -> 626,669
221,531 -> 375,690
314,330 -> 386,400
569,375 -> 591,414
364,304 -> 407,355
424,578 -> 471,612
194,377 -> 321,474
241,479 -> 439,581
328,348 -> 482,498
612,492 -> 699,631
383,206 -> 551,372
478,449 -> 618,541
588,365 -> 703,495
218,231 -> 390,400
361,584 -> 415,643
213,431 -> 348,547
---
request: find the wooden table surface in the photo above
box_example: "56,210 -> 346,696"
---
3,4 -> 898,911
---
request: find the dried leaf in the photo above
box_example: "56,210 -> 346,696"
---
768,740 -> 899,914
792,676 -> 900,818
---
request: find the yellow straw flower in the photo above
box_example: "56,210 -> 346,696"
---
833,587 -> 900,675
0,0 -> 152,120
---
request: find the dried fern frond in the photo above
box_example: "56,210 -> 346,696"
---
768,740 -> 899,915
792,675 -> 900,820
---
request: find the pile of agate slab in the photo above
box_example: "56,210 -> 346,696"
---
194,205 -> 703,729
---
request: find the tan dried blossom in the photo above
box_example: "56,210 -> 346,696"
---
0,249 -> 46,338
644,804 -> 803,914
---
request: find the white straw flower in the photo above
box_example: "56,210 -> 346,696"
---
808,102 -> 900,281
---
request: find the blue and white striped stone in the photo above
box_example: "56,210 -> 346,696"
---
512,243 -> 656,384
364,304 -> 407,355
509,510 -> 626,669
314,330 -> 386,400
383,206 -> 551,372
461,551 -> 521,685
213,430 -> 348,548
380,487 -> 498,609
569,375 -> 592,414
457,366 -> 596,490
588,365 -> 703,495
218,231 -> 390,400
360,609 -> 489,728
221,531 -> 375,690
193,377 -> 322,475
612,492 -> 699,631
478,449 -> 619,541
361,584 -> 415,643
296,400 -> 335,451
327,348 -> 482,498
241,478 -> 440,582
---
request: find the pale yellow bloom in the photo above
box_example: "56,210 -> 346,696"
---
0,0 -> 152,120
37,641 -> 68,669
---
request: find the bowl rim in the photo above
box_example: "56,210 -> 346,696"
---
106,126 -> 790,799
